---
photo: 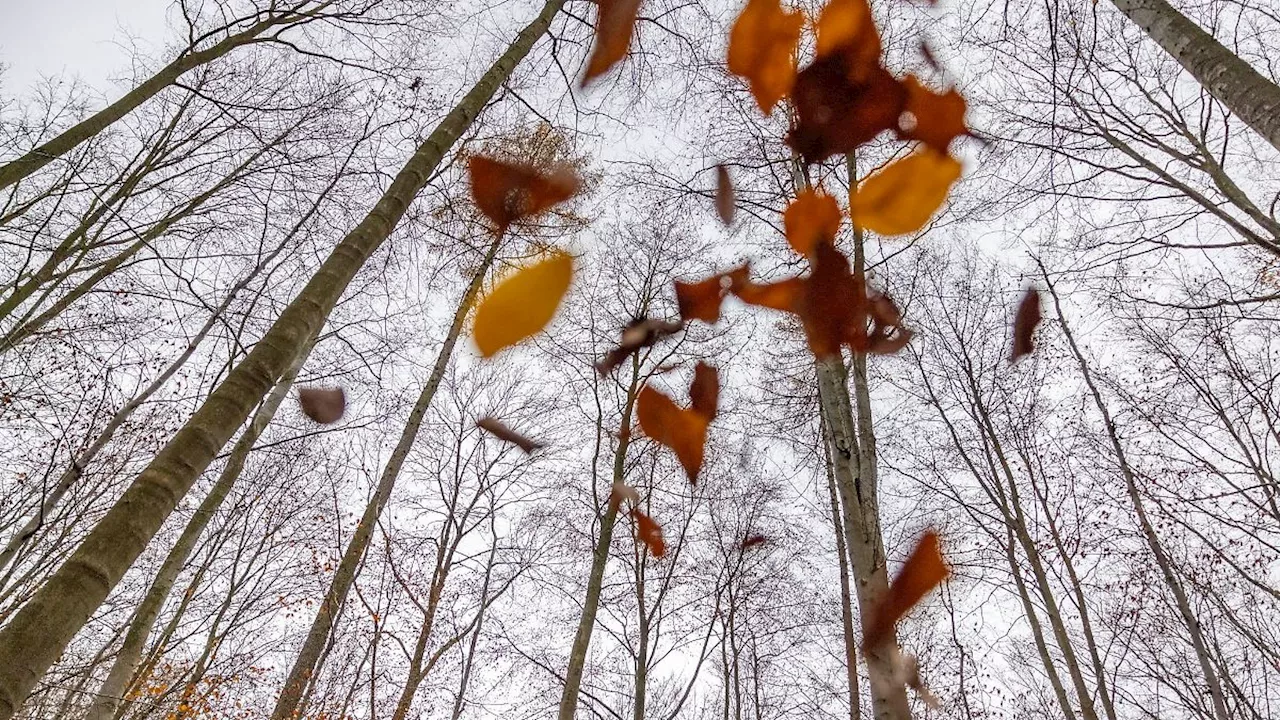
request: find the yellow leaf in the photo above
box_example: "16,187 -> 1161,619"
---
850,149 -> 961,236
473,250 -> 573,358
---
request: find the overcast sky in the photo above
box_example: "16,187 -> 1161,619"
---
0,0 -> 169,95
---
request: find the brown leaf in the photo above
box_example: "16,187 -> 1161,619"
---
715,165 -> 736,225
862,530 -> 950,651
636,365 -> 720,482
583,0 -> 643,85
675,269 -> 739,324
801,240 -> 865,358
726,0 -> 804,115
298,387 -> 345,424
469,156 -> 580,233
788,56 -> 905,165
899,75 -> 969,153
632,508 -> 666,557
689,362 -> 720,420
1010,287 -> 1041,362
784,189 -> 842,256
741,534 -> 768,549
596,317 -> 684,375
476,417 -> 544,454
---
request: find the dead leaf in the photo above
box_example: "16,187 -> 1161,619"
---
583,0 -> 643,85
632,508 -> 666,557
741,534 -> 768,549
784,189 -> 842,256
899,75 -> 969,153
715,165 -> 736,225
675,269 -> 739,323
636,365 -> 719,482
469,156 -> 580,233
850,148 -> 962,236
1010,287 -> 1041,362
476,417 -> 544,453
610,481 -> 640,509
862,530 -> 949,651
473,250 -> 574,358
814,0 -> 880,78
732,275 -> 804,312
727,0 -> 804,115
298,387 -> 345,424
788,57 -> 905,164
596,317 -> 684,375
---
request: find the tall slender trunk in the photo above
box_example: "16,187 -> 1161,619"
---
0,3 -> 332,191
1041,263 -> 1232,720
0,1 -> 565,711
557,359 -> 641,720
84,332 -> 318,720
821,414 -> 862,720
270,234 -> 505,720
1109,0 -> 1280,152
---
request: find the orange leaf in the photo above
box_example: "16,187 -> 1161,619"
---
298,387 -> 345,424
676,269 -> 740,323
583,0 -> 643,85
715,165 -> 736,225
788,57 -> 905,164
900,75 -> 969,153
473,250 -> 574,358
863,530 -> 950,651
784,189 -> 842,256
732,276 -> 803,312
1010,287 -> 1041,363
814,0 -> 880,79
636,364 -> 720,482
689,362 -> 719,420
476,417 -> 544,453
632,508 -> 666,557
850,148 -> 961,236
727,0 -> 804,115
469,156 -> 580,233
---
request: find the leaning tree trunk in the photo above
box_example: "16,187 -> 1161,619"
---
1109,0 -> 1280,153
84,331 -> 319,720
0,0 -> 565,713
557,359 -> 641,720
270,234 -> 502,720
0,3 -> 332,191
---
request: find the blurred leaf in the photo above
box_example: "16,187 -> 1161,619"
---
298,387 -> 345,424
476,417 -> 544,453
784,189 -> 842,256
715,165 -> 736,225
900,75 -> 969,153
473,250 -> 573,358
727,0 -> 804,115
851,148 -> 961,236
583,0 -> 643,84
1010,287 -> 1041,362
863,530 -> 949,651
632,508 -> 666,557
469,156 -> 580,233
636,365 -> 720,482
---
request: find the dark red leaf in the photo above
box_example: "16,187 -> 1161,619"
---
863,530 -> 950,651
787,56 -> 905,165
1011,287 -> 1041,362
741,534 -> 768,549
583,0 -> 643,85
469,156 -> 580,233
476,417 -> 544,454
689,362 -> 719,420
299,387 -> 345,424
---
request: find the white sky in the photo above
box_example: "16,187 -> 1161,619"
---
0,0 -> 169,95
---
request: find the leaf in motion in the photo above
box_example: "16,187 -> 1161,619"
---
583,0 -> 643,85
596,317 -> 685,375
610,481 -> 641,509
788,56 -> 905,164
862,530 -> 949,651
473,250 -> 574,358
298,387 -> 345,424
800,239 -> 866,357
741,534 -> 768,549
784,189 -> 842,256
715,164 -> 736,225
476,417 -> 544,454
850,148 -> 961,236
1010,286 -> 1041,362
727,0 -> 804,115
732,274 -> 803,312
675,269 -> 740,324
814,0 -> 880,76
636,365 -> 720,482
899,75 -> 969,153
469,156 -> 580,233
632,508 -> 666,558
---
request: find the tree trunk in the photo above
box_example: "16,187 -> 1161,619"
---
270,233 -> 503,720
821,414 -> 862,720
0,0 -> 564,712
1109,0 -> 1280,153
0,5 -> 329,191
84,332 -> 318,720
557,360 -> 640,720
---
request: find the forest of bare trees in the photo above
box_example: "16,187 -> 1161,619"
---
0,0 -> 1275,718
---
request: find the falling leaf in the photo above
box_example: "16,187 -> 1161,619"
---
1010,287 -> 1041,362
610,481 -> 641,509
814,0 -> 880,77
715,165 -> 736,225
899,75 -> 969,153
473,250 -> 574,358
727,0 -> 804,115
476,417 -> 544,453
862,530 -> 949,652
901,654 -> 942,708
596,317 -> 685,375
741,534 -> 768,549
732,275 -> 803,312
850,148 -> 962,236
788,57 -> 905,164
636,365 -> 720,482
675,271 -> 736,323
583,0 -> 643,85
469,156 -> 580,233
784,189 -> 842,256
632,508 -> 666,557
298,387 -> 345,424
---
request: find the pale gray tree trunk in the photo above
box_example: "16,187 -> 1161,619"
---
821,414 -> 862,720
1109,0 -> 1280,152
270,233 -> 503,720
0,0 -> 565,711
